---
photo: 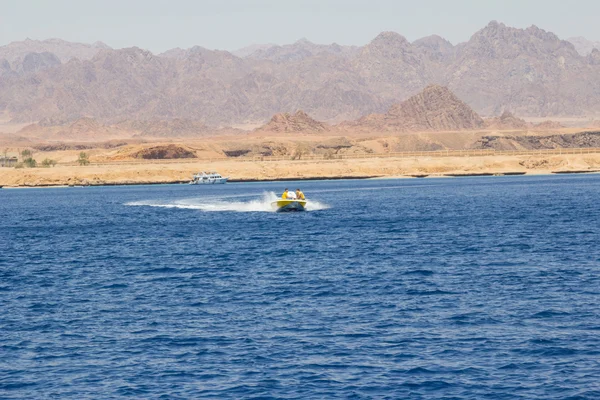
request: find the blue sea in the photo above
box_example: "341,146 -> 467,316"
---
2,175 -> 600,399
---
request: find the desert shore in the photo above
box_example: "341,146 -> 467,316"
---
2,153 -> 600,187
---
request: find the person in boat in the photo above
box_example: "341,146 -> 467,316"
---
282,188 -> 289,199
287,190 -> 297,200
296,189 -> 305,200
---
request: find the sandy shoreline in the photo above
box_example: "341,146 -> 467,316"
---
2,153 -> 600,188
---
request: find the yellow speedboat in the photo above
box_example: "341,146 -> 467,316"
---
271,199 -> 307,212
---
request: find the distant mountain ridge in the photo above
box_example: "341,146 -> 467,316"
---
1,22 -> 600,127
567,37 -> 600,56
0,38 -> 110,62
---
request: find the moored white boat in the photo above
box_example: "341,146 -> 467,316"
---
189,171 -> 229,185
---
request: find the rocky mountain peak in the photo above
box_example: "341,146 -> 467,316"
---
412,35 -> 454,63
464,20 -> 577,59
158,47 -> 187,59
295,38 -> 313,45
413,35 -> 453,51
388,85 -> 484,128
369,31 -> 410,49
357,30 -> 423,85
484,111 -> 528,129
471,20 -> 518,44
525,24 -> 559,42
352,85 -> 484,132
258,110 -> 328,133
480,20 -> 506,35
92,41 -> 111,49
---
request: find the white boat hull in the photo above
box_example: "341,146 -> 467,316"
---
189,178 -> 229,185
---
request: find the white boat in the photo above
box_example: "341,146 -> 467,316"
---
189,171 -> 229,184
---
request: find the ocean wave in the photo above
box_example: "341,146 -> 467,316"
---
126,192 -> 330,213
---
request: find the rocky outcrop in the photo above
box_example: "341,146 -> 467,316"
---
0,52 -> 61,77
473,131 -> 600,150
131,145 -> 197,159
32,141 -> 128,151
0,59 -> 15,78
221,142 -> 291,157
348,85 -> 484,132
257,110 -> 328,133
484,111 -> 529,130
16,52 -> 61,74
588,49 -> 600,66
315,137 -> 353,150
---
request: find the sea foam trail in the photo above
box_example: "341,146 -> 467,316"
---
126,192 -> 330,213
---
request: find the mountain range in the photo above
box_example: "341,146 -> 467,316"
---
0,38 -> 110,63
1,22 -> 600,127
15,85 -> 567,142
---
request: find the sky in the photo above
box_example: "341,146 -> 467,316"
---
1,0 -> 599,52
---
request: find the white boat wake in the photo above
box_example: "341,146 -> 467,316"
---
126,192 -> 330,213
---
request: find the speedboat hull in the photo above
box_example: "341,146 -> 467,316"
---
271,199 -> 307,212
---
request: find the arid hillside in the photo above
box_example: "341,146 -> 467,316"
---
0,85 -> 583,158
255,110 -> 328,133
472,131 -> 600,150
345,85 -> 484,132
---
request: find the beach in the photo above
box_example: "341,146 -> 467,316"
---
2,152 -> 600,187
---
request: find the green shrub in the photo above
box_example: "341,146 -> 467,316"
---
41,158 -> 57,167
23,157 -> 37,168
78,152 -> 90,166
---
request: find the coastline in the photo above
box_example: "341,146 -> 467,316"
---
2,153 -> 600,188
0,175 -> 382,189
3,171 -> 599,189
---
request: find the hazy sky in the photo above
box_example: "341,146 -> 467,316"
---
1,0 -> 599,52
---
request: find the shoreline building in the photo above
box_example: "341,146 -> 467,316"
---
0,156 -> 18,167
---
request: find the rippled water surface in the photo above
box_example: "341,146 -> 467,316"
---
2,176 -> 600,399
